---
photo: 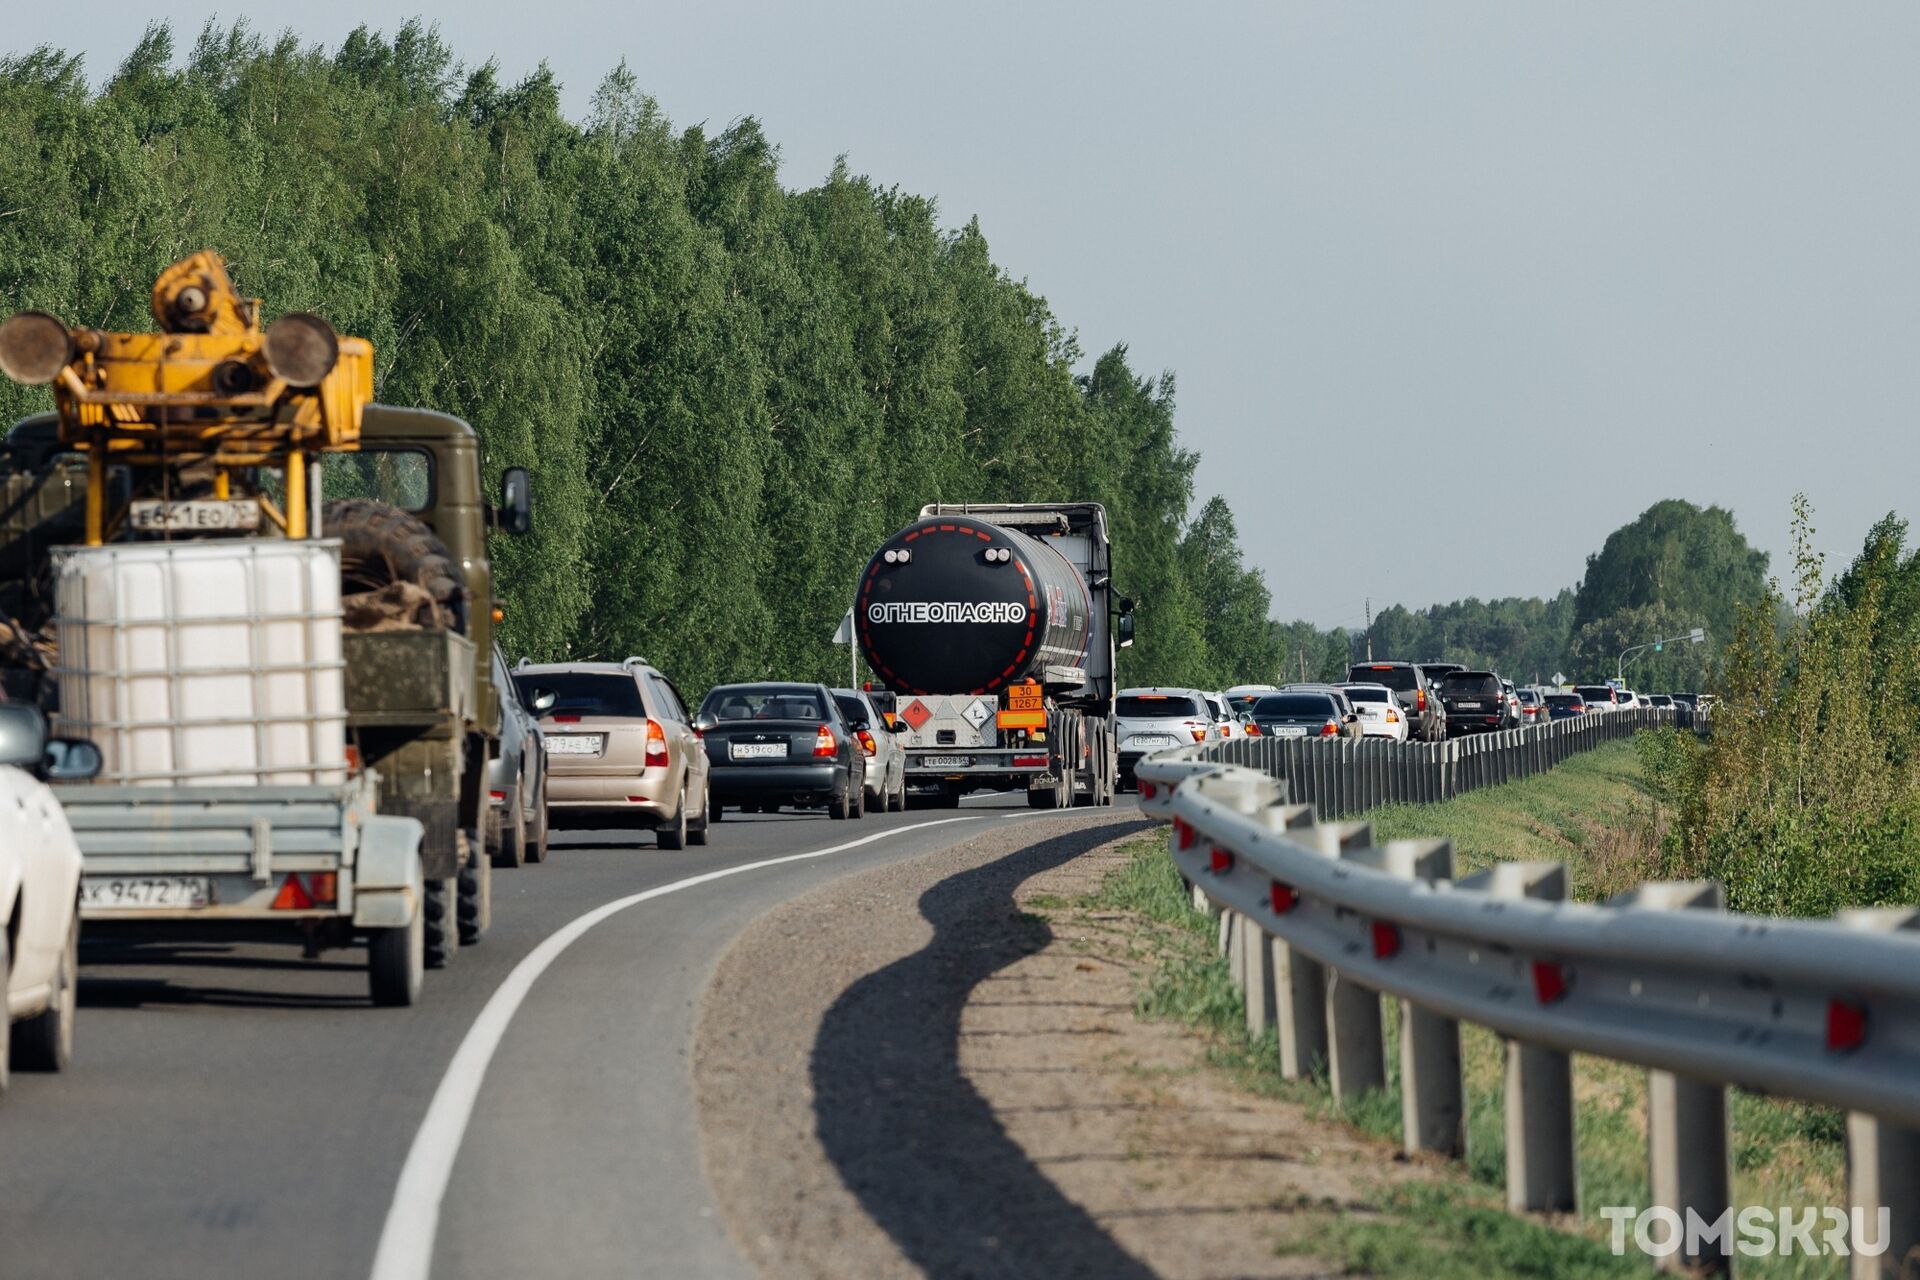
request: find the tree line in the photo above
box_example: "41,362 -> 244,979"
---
1272,499 -> 1773,689
0,21 -> 1280,695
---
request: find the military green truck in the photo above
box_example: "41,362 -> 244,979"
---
0,252 -> 531,1001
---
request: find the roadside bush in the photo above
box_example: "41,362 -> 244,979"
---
1663,497 -> 1920,916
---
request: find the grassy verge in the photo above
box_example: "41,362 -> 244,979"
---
1072,739 -> 1848,1280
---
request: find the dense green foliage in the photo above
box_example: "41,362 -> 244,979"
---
1269,500 -> 1770,687
0,21 -> 1278,693
1643,498 -> 1920,916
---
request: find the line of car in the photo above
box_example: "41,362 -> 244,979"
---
1111,663 -> 1710,789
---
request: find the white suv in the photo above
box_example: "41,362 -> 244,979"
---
1116,687 -> 1217,789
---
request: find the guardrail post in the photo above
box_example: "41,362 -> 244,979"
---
1255,802 -> 1328,1078
1316,821 -> 1387,1103
1461,859 -> 1577,1213
1241,906 -> 1277,1039
1611,881 -> 1732,1276
1839,907 -> 1920,1280
1359,838 -> 1464,1156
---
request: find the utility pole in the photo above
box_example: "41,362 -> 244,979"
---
1364,597 -> 1374,663
1298,650 -> 1308,683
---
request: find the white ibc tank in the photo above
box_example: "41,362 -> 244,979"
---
53,539 -> 346,786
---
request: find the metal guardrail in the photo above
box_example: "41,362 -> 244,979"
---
1135,749 -> 1918,1278
1192,707 -> 1696,818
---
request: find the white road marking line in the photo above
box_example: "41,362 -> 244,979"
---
369,815 -> 985,1280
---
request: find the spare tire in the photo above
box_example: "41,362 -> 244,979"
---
322,499 -> 466,633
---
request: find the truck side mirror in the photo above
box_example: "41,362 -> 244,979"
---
498,467 -> 532,536
44,737 -> 102,782
1116,612 -> 1136,650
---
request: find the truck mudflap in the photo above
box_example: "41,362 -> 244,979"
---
352,813 -> 425,929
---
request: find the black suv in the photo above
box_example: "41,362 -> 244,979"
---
1438,670 -> 1509,735
1346,662 -> 1445,741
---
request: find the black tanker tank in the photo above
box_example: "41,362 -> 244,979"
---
855,514 -> 1093,698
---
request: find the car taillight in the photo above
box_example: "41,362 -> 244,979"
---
857,729 -> 877,755
1416,689 -> 1427,711
489,789 -> 507,804
1012,753 -> 1048,767
1320,721 -> 1338,737
813,725 -> 837,757
1385,710 -> 1399,723
553,714 -> 581,723
645,718 -> 670,768
1244,722 -> 1262,736
1188,722 -> 1207,742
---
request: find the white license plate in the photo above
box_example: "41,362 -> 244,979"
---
1454,701 -> 1482,709
545,734 -> 603,756
923,756 -> 970,768
82,876 -> 210,909
127,499 -> 261,532
1130,735 -> 1177,749
730,742 -> 788,760
1274,726 -> 1309,737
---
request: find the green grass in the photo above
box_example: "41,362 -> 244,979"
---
1066,739 -> 1850,1280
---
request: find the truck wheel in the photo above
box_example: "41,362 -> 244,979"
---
12,915 -> 76,1072
322,499 -> 467,633
458,834 -> 490,945
658,790 -> 689,850
829,784 -> 852,820
493,800 -> 526,869
368,908 -> 425,1008
425,877 -> 459,969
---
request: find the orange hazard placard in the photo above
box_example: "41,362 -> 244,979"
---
1007,684 -> 1043,713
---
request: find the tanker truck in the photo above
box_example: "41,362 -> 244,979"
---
854,502 -> 1132,808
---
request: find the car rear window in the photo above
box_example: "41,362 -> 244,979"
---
1575,686 -> 1614,702
1546,694 -> 1580,708
1440,673 -> 1499,697
1118,694 -> 1202,718
1349,664 -> 1416,692
833,695 -> 870,725
515,672 -> 645,718
1253,694 -> 1335,717
1342,686 -> 1391,704
701,687 -> 828,722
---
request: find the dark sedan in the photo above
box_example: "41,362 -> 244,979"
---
1439,670 -> 1509,735
1248,691 -> 1348,739
696,683 -> 868,819
1544,693 -> 1587,720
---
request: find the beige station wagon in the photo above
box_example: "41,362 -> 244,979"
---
510,658 -> 711,848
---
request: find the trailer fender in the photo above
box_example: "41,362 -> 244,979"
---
354,814 -> 425,929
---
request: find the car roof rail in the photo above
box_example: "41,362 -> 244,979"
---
621,655 -> 650,670
515,657 -> 532,670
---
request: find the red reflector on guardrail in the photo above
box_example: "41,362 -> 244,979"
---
1209,848 -> 1233,873
1270,882 -> 1297,914
1531,961 -> 1568,1004
1371,921 -> 1401,959
1827,999 -> 1868,1052
1174,818 -> 1196,850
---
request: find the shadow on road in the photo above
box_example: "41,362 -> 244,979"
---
809,818 -> 1155,1280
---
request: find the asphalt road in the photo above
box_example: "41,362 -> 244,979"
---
0,791 -> 1109,1280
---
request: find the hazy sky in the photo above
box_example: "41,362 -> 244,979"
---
14,3 -> 1919,628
